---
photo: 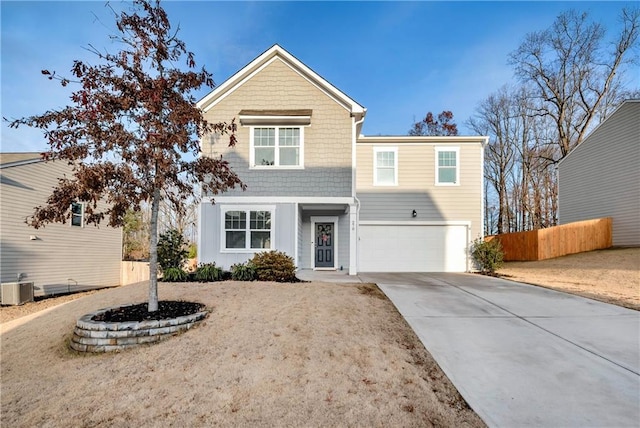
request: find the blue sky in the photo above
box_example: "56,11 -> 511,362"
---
1,1 -> 638,153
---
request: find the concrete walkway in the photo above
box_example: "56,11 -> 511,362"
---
358,272 -> 640,428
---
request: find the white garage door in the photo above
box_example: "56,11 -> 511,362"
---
358,224 -> 469,272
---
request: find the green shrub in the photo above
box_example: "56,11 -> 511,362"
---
187,243 -> 197,259
250,251 -> 297,282
194,262 -> 223,282
231,262 -> 256,281
161,267 -> 189,282
157,229 -> 188,270
471,237 -> 504,275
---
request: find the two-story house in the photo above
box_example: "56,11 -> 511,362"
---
197,45 -> 487,274
0,153 -> 122,297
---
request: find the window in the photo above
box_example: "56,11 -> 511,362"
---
251,127 -> 303,168
436,147 -> 459,185
223,208 -> 273,251
373,147 -> 397,186
71,202 -> 83,227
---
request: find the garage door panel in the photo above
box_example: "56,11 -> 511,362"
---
359,225 -> 467,272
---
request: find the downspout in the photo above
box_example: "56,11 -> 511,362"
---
352,113 -> 366,274
474,136 -> 490,272
480,136 -> 489,239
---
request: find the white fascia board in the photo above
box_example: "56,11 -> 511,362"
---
197,44 -> 366,115
196,45 -> 280,110
202,196 -> 355,204
277,51 -> 366,115
199,55 -> 277,112
358,136 -> 489,145
359,220 -> 472,227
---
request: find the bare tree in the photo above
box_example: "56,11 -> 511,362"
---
7,0 -> 244,311
509,8 -> 639,159
468,87 -> 518,234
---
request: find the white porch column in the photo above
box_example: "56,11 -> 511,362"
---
349,203 -> 358,275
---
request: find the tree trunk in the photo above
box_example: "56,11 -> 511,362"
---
148,186 -> 161,312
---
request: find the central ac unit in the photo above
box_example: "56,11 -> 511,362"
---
1,282 -> 35,305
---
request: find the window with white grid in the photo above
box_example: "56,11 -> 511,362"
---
251,127 -> 303,168
373,147 -> 398,186
435,147 -> 459,185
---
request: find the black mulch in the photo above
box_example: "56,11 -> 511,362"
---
92,301 -> 206,322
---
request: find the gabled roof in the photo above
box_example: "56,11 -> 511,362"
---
558,99 -> 640,166
197,44 -> 366,117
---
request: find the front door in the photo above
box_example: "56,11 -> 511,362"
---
315,223 -> 334,268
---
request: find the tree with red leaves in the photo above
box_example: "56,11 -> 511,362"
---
7,0 -> 244,312
409,110 -> 459,136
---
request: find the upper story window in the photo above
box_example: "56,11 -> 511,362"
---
251,127 -> 304,168
222,207 -> 274,252
373,147 -> 398,186
71,202 -> 84,227
435,147 -> 459,185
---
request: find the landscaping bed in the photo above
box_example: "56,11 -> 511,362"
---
91,300 -> 205,322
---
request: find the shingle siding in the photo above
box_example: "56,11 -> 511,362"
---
356,142 -> 484,239
202,59 -> 353,198
558,101 -> 640,246
0,160 -> 122,296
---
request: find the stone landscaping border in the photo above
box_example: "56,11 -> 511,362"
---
70,304 -> 208,352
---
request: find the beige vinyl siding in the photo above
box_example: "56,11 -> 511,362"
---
558,101 -> 640,246
201,58 -> 353,198
0,160 -> 122,296
356,142 -> 484,239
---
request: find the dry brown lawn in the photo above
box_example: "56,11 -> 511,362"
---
1,281 -> 484,428
498,247 -> 640,310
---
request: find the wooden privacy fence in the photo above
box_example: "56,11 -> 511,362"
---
486,218 -> 612,261
121,261 -> 150,285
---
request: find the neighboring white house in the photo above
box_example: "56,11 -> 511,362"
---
197,45 -> 487,274
0,153 -> 122,296
558,99 -> 640,247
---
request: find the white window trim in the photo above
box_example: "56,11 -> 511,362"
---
70,202 -> 84,227
435,146 -> 460,186
220,205 -> 276,253
373,146 -> 398,186
249,126 -> 305,170
310,216 -> 339,270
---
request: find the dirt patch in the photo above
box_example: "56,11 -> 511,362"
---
1,281 -> 484,427
0,289 -> 104,323
498,247 -> 639,310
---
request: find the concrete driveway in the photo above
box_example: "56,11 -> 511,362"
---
358,272 -> 640,428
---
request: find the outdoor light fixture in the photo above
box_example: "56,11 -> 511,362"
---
412,210 -> 417,218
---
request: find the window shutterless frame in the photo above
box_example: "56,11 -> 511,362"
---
220,205 -> 276,252
373,147 -> 398,186
71,202 -> 84,227
249,126 -> 304,169
435,146 -> 460,186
